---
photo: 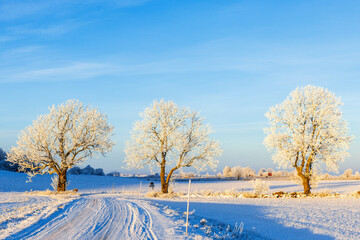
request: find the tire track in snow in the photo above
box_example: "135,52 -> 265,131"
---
8,195 -> 159,240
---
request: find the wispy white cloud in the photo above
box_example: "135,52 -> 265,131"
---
5,62 -> 112,83
2,37 -> 360,83
0,0 -> 151,21
4,46 -> 43,54
0,56 -> 247,83
108,0 -> 151,8
0,35 -> 16,43
7,22 -> 84,36
0,0 -> 151,44
0,1 -> 51,21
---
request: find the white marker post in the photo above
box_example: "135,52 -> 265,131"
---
185,180 -> 191,235
139,181 -> 142,201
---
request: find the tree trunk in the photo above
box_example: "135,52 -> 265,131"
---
296,168 -> 311,194
160,164 -> 168,193
57,170 -> 67,192
161,182 -> 169,193
298,172 -> 311,194
302,177 -> 311,194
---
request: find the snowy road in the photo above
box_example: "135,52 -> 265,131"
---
6,194 -> 179,240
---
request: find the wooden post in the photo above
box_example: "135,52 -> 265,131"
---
185,180 -> 191,235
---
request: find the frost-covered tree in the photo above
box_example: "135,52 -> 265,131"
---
180,172 -> 195,178
223,166 -> 254,179
321,173 -> 331,180
258,168 -> 266,177
242,166 -> 256,177
264,85 -> 352,194
231,166 -> 243,180
8,100 -> 114,191
343,168 -> 353,178
124,99 -> 222,193
223,166 -> 232,178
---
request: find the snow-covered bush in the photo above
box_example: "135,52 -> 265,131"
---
223,189 -> 239,197
200,218 -> 207,226
252,179 -> 269,195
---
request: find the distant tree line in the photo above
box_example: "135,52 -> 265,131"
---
1,148 -> 106,176
0,148 -> 18,172
68,165 -> 105,176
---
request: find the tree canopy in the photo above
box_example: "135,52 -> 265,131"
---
8,99 -> 114,191
264,85 -> 352,193
125,99 -> 222,193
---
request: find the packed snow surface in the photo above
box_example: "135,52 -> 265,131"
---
6,194 -> 177,240
1,170 -> 359,239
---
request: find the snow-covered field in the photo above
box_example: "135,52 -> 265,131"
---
1,170 -> 359,239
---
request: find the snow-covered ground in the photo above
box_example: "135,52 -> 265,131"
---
0,170 -> 359,239
0,193 -> 76,239
6,194 -> 180,240
152,197 -> 360,240
2,170 -> 359,195
170,178 -> 360,195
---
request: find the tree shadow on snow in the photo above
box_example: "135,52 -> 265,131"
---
151,199 -> 335,240
317,180 -> 360,189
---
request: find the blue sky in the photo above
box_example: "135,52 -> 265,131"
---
0,0 -> 359,174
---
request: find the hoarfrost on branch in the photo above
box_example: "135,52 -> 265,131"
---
125,99 -> 222,193
8,99 -> 114,191
264,85 -> 352,193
